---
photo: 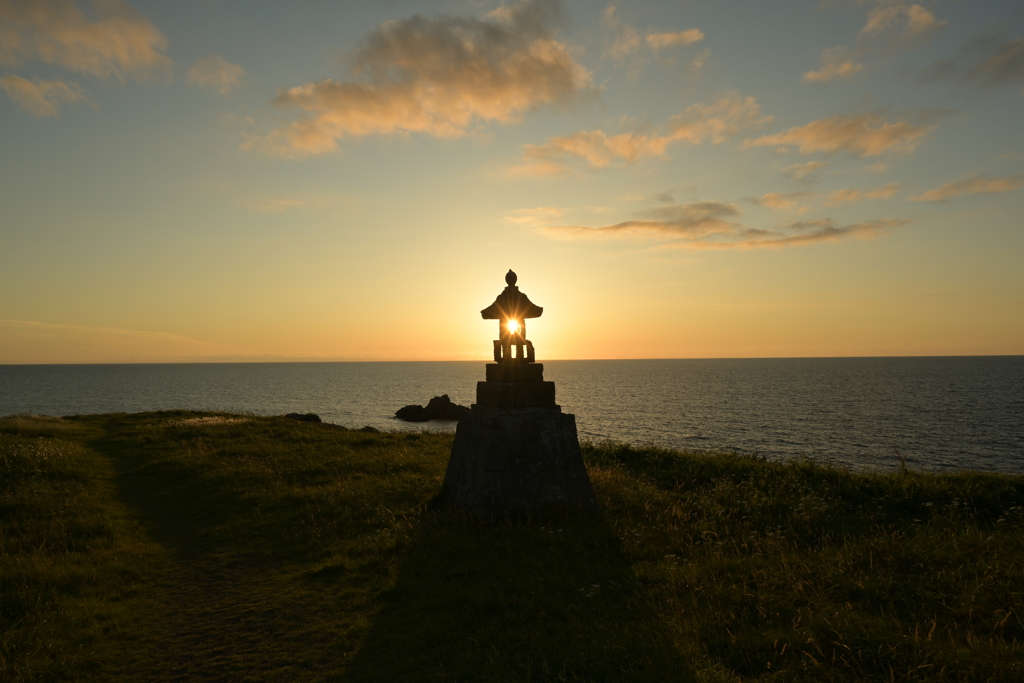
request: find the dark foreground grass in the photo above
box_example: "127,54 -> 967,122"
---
1,412 -> 1022,682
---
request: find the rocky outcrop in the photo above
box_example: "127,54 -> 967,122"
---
395,394 -> 470,422
284,413 -> 321,423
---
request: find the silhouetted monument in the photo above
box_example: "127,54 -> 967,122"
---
438,270 -> 598,512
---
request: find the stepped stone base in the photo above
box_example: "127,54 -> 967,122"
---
485,362 -> 545,382
475,381 -> 555,408
439,406 -> 598,513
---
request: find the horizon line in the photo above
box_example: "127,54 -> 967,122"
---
2,354 -> 1022,366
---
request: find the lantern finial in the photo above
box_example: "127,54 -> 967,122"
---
505,269 -> 517,287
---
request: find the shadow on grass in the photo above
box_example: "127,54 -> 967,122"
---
343,507 -> 692,683
88,413 -> 691,680
86,413 -> 372,681
90,411 -> 329,570
89,414 -> 264,562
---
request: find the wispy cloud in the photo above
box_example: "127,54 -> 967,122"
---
781,161 -> 827,182
804,3 -> 945,89
747,192 -> 812,210
0,74 -> 86,116
825,182 -> 901,206
664,218 -> 905,251
516,130 -> 670,174
667,93 -> 772,143
803,46 -> 863,84
513,92 -> 771,175
541,202 -> 741,240
685,48 -> 710,78
503,206 -> 566,225
605,19 -> 641,60
861,3 -> 945,40
744,113 -> 934,157
187,54 -> 245,95
646,29 -> 704,50
0,319 -> 247,364
666,219 -> 904,250
909,174 -> 1023,202
519,201 -> 906,250
602,3 -> 703,71
923,37 -> 1024,89
0,0 -> 171,81
246,0 -> 592,159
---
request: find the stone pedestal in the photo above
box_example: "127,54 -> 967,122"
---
439,363 -> 598,513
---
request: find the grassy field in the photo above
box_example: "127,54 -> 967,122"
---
2,411 -> 1022,682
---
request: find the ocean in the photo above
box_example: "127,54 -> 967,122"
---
1,357 -> 1021,474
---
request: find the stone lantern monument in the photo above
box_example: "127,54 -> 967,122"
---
438,270 -> 598,512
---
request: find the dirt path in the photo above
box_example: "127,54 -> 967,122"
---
92,415 -> 366,682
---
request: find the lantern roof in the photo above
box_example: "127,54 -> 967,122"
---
480,270 -> 543,321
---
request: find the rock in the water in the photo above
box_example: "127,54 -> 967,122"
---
425,394 -> 471,420
395,394 -> 470,422
284,413 -> 321,423
395,404 -> 430,422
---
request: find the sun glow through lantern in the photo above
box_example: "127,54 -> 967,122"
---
482,270 -> 543,364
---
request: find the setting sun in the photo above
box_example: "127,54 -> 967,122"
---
506,320 -> 520,335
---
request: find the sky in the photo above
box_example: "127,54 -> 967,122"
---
1,0 -> 1022,363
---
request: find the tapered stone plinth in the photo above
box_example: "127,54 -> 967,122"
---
438,363 -> 597,513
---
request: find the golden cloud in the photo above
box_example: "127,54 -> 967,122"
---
646,29 -> 704,50
542,202 -> 741,240
803,47 -> 863,84
0,0 -> 171,81
744,113 -> 934,157
825,182 -> 901,206
909,174 -> 1023,202
781,161 -> 827,181
607,24 -> 641,60
861,4 -> 945,39
0,73 -> 86,116
513,92 -> 771,174
668,93 -> 772,144
664,218 -> 905,251
519,130 -> 671,171
187,54 -> 245,95
503,206 -> 567,226
748,192 -> 812,210
521,199 -> 906,250
507,160 -> 574,177
247,0 -> 592,159
602,3 -> 704,72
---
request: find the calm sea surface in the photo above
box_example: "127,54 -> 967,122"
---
1,358 -> 1021,473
